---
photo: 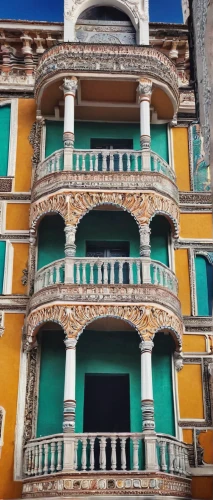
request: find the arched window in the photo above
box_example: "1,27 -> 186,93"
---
0,407 -> 6,457
195,255 -> 213,316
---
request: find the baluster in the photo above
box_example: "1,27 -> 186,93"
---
184,447 -> 190,476
99,437 -> 107,470
76,262 -> 80,284
118,153 -> 122,171
135,153 -> 139,172
102,152 -> 107,171
50,442 -> 56,473
82,153 -> 86,171
121,437 -> 127,470
31,446 -> 35,475
56,263 -> 61,283
129,261 -> 134,284
23,448 -> 28,476
174,443 -> 180,474
44,270 -> 48,288
159,267 -> 164,286
153,264 -> 158,285
76,153 -> 80,171
82,262 -> 86,284
81,437 -> 87,471
179,445 -> 183,475
136,260 -> 141,284
132,438 -> 139,471
57,441 -> 63,471
55,154 -> 60,172
97,260 -> 102,284
43,443 -> 49,475
74,438 -> 78,470
89,260 -> 94,285
89,153 -> 93,171
168,442 -> 175,474
164,271 -> 168,289
109,152 -> 114,171
181,446 -> 186,475
111,437 -> 117,471
111,260 -> 115,284
94,153 -> 98,171
103,261 -> 108,284
49,266 -> 54,285
153,155 -> 158,172
38,443 -> 43,475
34,445 -> 39,475
159,440 -> 167,471
118,261 -> 123,284
27,447 -> 32,476
127,153 -> 131,172
89,437 -> 95,471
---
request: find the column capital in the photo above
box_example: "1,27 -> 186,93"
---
29,229 -> 36,246
139,340 -> 154,353
139,224 -> 151,258
138,78 -> 152,102
174,351 -> 183,371
61,77 -> 78,97
64,225 -> 76,257
64,337 -> 77,349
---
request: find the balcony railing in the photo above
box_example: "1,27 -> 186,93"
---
23,432 -> 190,478
36,149 -> 176,183
34,258 -> 178,295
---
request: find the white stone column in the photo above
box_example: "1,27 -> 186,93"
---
140,340 -> 155,431
138,78 -> 152,171
61,77 -> 78,170
63,338 -> 77,433
139,224 -> 151,283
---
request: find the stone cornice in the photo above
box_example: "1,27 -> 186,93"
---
183,316 -> 213,332
28,283 -> 182,320
179,191 -> 212,212
0,295 -> 28,311
174,239 -> 213,251
32,171 -> 179,204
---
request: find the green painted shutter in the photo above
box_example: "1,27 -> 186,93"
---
0,105 -> 11,176
45,121 -> 64,158
195,255 -> 213,316
37,215 -> 65,270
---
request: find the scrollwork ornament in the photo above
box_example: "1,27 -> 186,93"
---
174,351 -> 184,371
138,78 -> 152,98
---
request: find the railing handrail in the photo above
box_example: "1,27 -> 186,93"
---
151,260 -> 177,278
39,149 -> 64,164
36,258 -> 65,275
156,433 -> 188,447
24,433 -> 63,447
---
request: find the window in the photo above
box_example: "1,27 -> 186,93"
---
195,255 -> 213,316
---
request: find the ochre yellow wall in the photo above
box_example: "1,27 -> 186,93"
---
175,249 -> 191,315
182,429 -> 193,444
15,99 -> 36,192
172,128 -> 190,191
198,431 -> 213,464
178,364 -> 204,419
180,213 -> 213,239
6,203 -> 30,231
12,243 -> 29,294
183,334 -> 206,353
0,313 -> 23,499
192,477 -> 213,499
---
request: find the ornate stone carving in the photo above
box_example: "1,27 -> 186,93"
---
26,304 -> 183,350
0,177 -> 13,192
174,351 -> 184,371
30,191 -> 179,238
138,78 -> 152,98
35,44 -> 179,109
61,77 -> 78,96
29,118 -> 44,177
64,225 -> 76,257
21,268 -> 28,287
24,346 -> 38,443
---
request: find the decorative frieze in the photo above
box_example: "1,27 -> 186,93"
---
30,191 -> 179,238
26,303 -> 183,350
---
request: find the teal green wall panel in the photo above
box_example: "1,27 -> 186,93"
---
0,105 -> 10,176
195,256 -> 213,316
0,241 -> 6,293
45,121 -> 168,162
45,121 -> 64,157
153,333 -> 175,436
76,330 -> 141,433
76,211 -> 140,257
36,330 -> 65,437
150,216 -> 169,266
37,215 -> 65,270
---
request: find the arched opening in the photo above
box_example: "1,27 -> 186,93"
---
76,5 -> 136,45
37,214 -> 65,271
150,215 -> 171,267
195,255 -> 213,316
75,206 -> 140,284
36,323 -> 65,438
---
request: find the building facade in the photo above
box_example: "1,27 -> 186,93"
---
0,1 -> 213,499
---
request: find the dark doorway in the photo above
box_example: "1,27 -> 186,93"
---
90,138 -> 133,172
86,241 -> 130,284
83,374 -> 130,469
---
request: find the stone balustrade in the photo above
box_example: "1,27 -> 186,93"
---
34,257 -> 178,295
23,432 -> 190,478
36,148 -> 176,183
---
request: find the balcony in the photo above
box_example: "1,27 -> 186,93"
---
32,148 -> 178,203
22,432 -> 191,498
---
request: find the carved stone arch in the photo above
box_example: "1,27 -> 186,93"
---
151,325 -> 182,352
0,406 -> 6,458
72,0 -> 140,27
27,304 -> 183,351
195,251 -> 213,266
149,210 -> 179,239
30,194 -> 68,232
